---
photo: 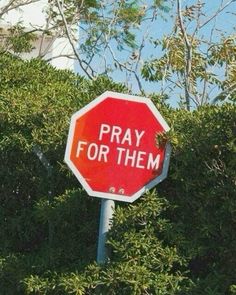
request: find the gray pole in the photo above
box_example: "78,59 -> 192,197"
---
97,199 -> 115,264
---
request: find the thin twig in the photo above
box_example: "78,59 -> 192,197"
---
199,0 -> 236,29
177,0 -> 192,110
0,0 -> 40,18
55,0 -> 96,79
107,43 -> 144,93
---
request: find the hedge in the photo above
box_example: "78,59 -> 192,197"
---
0,53 -> 235,294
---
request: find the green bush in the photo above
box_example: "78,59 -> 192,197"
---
0,53 -> 235,294
0,53 -> 126,294
164,104 -> 236,294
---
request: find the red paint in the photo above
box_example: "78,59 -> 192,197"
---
69,96 -> 167,197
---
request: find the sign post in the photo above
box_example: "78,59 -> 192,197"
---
97,199 -> 114,263
64,91 -> 171,263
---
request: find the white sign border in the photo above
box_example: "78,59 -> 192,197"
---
64,91 -> 171,203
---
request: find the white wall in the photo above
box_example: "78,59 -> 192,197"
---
0,0 -> 48,27
0,0 -> 75,70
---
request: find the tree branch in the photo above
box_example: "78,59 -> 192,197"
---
213,82 -> 236,103
177,0 -> 192,110
55,0 -> 96,79
199,0 -> 236,29
107,44 -> 144,93
45,53 -> 76,62
0,0 -> 40,19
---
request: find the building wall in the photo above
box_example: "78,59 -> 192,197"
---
0,0 -> 75,70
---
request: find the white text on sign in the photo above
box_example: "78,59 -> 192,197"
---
99,124 -> 145,147
75,123 -> 160,170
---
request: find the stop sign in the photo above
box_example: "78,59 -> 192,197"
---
64,91 -> 171,202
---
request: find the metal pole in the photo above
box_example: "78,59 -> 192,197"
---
97,199 -> 115,264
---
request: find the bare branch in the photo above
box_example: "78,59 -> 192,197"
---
177,0 -> 192,110
38,32 -> 61,59
0,0 -> 40,19
38,4 -> 54,57
107,44 -> 144,93
191,0 -> 204,40
212,81 -> 236,103
55,0 -> 96,79
0,0 -> 15,18
45,53 -> 76,62
199,0 -> 236,29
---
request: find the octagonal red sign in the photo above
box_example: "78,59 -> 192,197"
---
64,91 -> 171,202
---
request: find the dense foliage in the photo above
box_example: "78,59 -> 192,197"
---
0,53 -> 235,294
